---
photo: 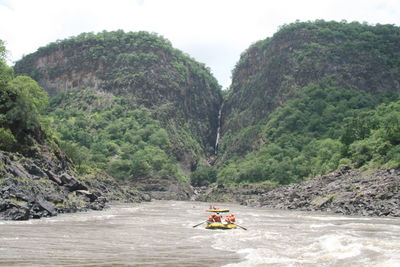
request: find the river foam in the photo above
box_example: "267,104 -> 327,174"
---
1,201 -> 399,266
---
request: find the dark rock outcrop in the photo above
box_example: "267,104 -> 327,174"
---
193,168 -> 400,218
133,176 -> 193,201
243,168 -> 400,217
0,151 -> 145,220
192,183 -> 276,204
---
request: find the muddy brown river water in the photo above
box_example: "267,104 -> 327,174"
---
1,200 -> 399,266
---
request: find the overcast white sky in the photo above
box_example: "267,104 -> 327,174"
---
1,0 -> 400,88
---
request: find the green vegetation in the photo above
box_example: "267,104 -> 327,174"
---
49,89 -> 185,181
190,165 -> 217,186
5,22 -> 400,189
218,20 -> 400,185
15,30 -> 222,183
0,40 -> 50,154
219,81 -> 400,184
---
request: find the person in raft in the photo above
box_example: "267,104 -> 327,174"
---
225,214 -> 236,224
208,212 -> 222,223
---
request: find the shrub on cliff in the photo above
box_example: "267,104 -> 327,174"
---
0,40 -> 49,153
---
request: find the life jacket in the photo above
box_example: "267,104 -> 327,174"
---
208,215 -> 214,222
225,214 -> 235,223
214,214 -> 221,222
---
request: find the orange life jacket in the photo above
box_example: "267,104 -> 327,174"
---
225,214 -> 235,223
208,215 -> 214,222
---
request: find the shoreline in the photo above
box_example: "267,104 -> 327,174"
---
194,168 -> 400,218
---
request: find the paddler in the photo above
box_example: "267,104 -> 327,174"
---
225,214 -> 236,224
208,212 -> 222,223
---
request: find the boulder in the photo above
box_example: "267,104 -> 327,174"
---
6,161 -> 31,179
75,190 -> 97,202
36,197 -> 57,216
59,173 -> 88,191
45,170 -> 63,185
311,194 -> 335,208
0,202 -> 30,220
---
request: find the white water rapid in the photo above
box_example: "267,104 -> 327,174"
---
1,201 -> 399,266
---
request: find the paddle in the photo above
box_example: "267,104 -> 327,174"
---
234,224 -> 247,230
192,220 -> 207,228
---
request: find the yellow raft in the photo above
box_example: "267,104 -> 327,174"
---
205,209 -> 230,213
205,222 -> 237,230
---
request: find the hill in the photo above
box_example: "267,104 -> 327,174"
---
217,20 -> 400,185
14,31 -> 222,198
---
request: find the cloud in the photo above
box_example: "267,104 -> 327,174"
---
1,0 -> 400,88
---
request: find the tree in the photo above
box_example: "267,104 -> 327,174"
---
0,127 -> 17,151
190,165 -> 217,186
5,76 -> 48,132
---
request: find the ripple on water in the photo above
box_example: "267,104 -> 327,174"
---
1,201 -> 399,267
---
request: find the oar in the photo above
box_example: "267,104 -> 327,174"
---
192,220 -> 207,228
234,224 -> 247,230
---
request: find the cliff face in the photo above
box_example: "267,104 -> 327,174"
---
14,31 -> 222,198
15,31 -> 222,159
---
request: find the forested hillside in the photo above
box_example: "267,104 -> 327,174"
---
218,20 -> 400,185
14,31 -> 222,196
0,40 -> 144,220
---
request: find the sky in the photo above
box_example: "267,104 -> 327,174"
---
1,0 -> 400,89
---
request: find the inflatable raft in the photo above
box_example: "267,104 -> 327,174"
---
205,222 -> 237,230
205,208 -> 229,213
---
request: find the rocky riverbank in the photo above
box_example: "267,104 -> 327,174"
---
195,168 -> 400,217
250,168 -> 400,217
0,151 -> 147,220
192,182 -> 277,203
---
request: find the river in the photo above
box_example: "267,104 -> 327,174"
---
1,200 -> 399,266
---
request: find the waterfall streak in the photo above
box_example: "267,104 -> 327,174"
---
214,108 -> 222,154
